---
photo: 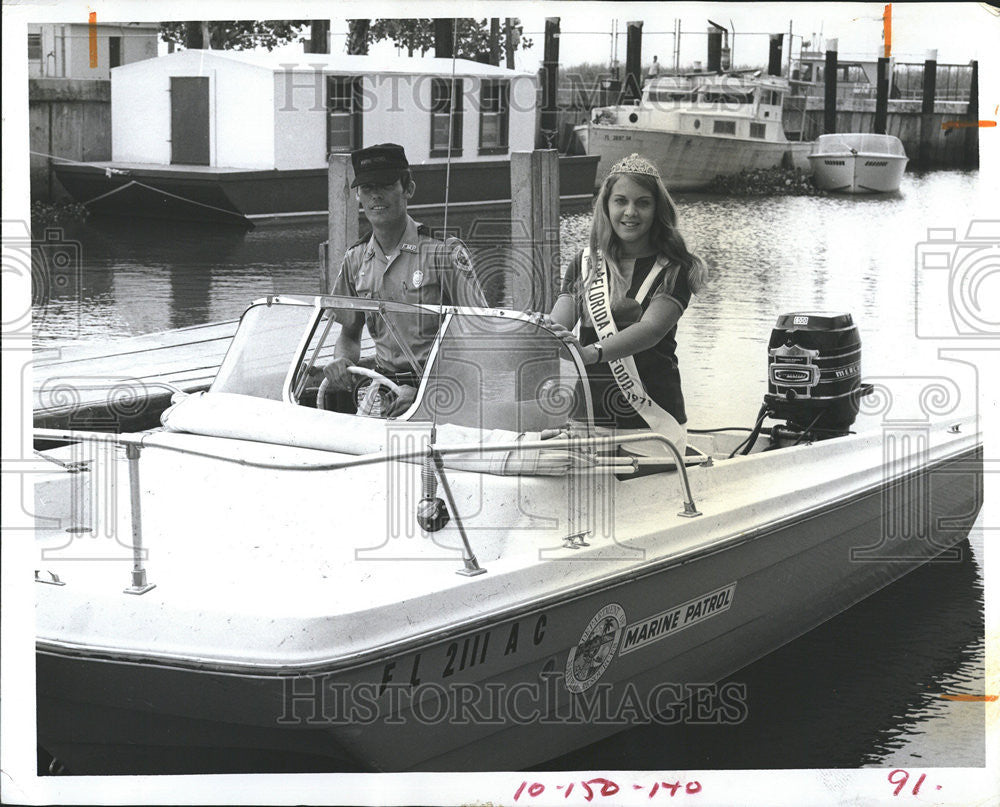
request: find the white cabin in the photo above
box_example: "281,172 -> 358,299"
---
593,73 -> 794,144
110,50 -> 537,169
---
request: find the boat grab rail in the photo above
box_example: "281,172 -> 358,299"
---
33,427 -> 701,584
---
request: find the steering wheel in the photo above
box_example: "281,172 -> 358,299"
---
316,365 -> 403,416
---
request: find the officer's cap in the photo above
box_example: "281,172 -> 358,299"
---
351,144 -> 410,188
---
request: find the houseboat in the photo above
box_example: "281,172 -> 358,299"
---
579,71 -> 812,189
51,50 -> 597,225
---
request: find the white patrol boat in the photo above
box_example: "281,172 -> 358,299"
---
33,297 -> 982,773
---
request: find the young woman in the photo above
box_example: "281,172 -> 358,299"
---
546,153 -> 708,451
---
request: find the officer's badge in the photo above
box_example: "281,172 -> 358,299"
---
411,269 -> 424,288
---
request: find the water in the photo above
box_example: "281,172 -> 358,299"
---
30,169 -> 989,769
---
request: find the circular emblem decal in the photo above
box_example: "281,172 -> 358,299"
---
411,269 -> 424,288
565,603 -> 626,693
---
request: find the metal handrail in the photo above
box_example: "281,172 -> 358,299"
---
34,427 -> 703,584
35,427 -> 700,496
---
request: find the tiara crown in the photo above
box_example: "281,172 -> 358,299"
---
609,153 -> 660,179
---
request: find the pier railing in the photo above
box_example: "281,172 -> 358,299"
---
891,62 -> 973,102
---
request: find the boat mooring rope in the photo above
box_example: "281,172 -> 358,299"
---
31,149 -> 249,222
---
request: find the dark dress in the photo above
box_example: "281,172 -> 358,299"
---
560,250 -> 692,427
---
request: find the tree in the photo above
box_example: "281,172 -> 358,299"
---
160,20 -> 310,51
346,19 -> 371,55
369,19 -> 435,57
364,18 -> 532,63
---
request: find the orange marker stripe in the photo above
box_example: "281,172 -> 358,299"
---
942,120 -> 997,130
89,12 -> 97,68
939,694 -> 998,702
883,4 -> 892,59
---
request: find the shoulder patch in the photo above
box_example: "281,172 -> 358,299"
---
448,239 -> 475,275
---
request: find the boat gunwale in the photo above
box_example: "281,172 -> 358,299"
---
34,435 -> 982,678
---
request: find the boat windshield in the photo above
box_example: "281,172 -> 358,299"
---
211,296 -> 591,432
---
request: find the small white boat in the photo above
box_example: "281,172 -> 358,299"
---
808,133 -> 909,193
580,72 -> 813,189
33,299 -> 981,773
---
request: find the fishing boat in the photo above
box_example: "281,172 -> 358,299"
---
808,133 -> 909,193
579,71 -> 812,188
33,298 -> 982,773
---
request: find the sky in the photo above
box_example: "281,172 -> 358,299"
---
319,3 -> 1000,70
16,1 -> 994,71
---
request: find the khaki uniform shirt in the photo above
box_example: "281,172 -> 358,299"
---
331,215 -> 486,373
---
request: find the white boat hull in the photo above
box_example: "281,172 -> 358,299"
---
34,421 -> 982,772
808,152 -> 908,193
587,124 -> 812,189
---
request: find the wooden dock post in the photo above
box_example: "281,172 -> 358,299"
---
919,50 -> 938,165
966,60 -> 979,168
823,39 -> 838,134
624,21 -> 643,101
325,153 -> 358,292
539,18 -> 561,148
874,57 -> 890,134
510,150 -> 560,313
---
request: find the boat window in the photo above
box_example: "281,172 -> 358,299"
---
327,76 -> 363,154
28,32 -> 43,62
749,122 -> 766,138
212,300 -> 591,430
410,310 -> 588,432
430,77 -> 464,157
479,79 -> 510,154
212,302 -> 317,400
702,91 -> 754,105
713,120 -> 737,135
648,90 -> 693,104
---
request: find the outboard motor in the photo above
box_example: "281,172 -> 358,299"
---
763,311 -> 871,443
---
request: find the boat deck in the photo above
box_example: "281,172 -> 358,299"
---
33,321 -> 372,428
33,320 -> 238,425
57,161 -> 267,175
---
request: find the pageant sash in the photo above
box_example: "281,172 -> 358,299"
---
583,248 -> 685,452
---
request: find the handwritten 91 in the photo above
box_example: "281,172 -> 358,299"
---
889,769 -> 942,797
514,777 -> 702,801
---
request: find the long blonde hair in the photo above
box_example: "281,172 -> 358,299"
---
585,169 -> 708,302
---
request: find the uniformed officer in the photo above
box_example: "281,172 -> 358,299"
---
321,143 -> 487,416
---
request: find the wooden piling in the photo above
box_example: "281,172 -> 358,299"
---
824,39 -> 838,134
919,50 -> 937,165
625,21 -> 643,101
768,34 -> 783,77
874,57 -> 890,134
325,153 -> 358,293
539,18 -> 561,148
966,60 -> 979,167
510,150 -> 560,313
707,23 -> 724,73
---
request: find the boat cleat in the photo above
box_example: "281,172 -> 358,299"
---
563,531 -> 591,549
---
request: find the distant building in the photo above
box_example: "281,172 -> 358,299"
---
28,21 -> 159,80
108,49 -> 536,169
